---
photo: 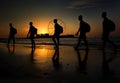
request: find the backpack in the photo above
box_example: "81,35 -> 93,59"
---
13,28 -> 17,34
33,27 -> 37,35
107,19 -> 115,32
84,22 -> 91,32
58,25 -> 63,34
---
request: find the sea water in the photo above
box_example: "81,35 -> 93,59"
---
0,37 -> 120,47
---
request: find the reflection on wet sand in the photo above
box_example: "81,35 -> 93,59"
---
7,45 -> 15,55
29,46 -> 54,64
30,47 -> 36,63
75,49 -> 89,74
102,49 -> 117,77
0,44 -> 120,81
52,48 -> 61,70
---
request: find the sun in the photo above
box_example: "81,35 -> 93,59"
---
38,29 -> 49,34
41,30 -> 47,34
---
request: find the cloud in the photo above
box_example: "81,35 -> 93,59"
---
66,0 -> 117,9
66,0 -> 95,9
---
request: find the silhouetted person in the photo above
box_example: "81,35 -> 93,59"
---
102,12 -> 117,50
27,22 -> 37,48
7,23 -> 17,46
75,15 -> 90,50
52,48 -> 61,70
75,49 -> 89,74
52,19 -> 63,49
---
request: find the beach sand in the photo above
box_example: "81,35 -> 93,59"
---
0,43 -> 120,82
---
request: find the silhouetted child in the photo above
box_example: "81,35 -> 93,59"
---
27,22 -> 37,48
101,12 -> 117,50
75,15 -> 90,50
7,23 -> 17,46
52,19 -> 63,49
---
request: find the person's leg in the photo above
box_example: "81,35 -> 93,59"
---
107,39 -> 117,49
52,36 -> 57,48
56,37 -> 59,48
103,39 -> 106,50
13,37 -> 15,45
8,37 -> 11,45
104,32 -> 117,49
31,38 -> 35,48
102,33 -> 108,50
84,37 -> 88,49
75,36 -> 81,49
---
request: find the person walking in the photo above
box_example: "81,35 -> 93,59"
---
52,19 -> 63,49
7,23 -> 17,46
75,15 -> 90,50
27,22 -> 37,48
101,12 -> 117,50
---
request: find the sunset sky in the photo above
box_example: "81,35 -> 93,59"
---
0,0 -> 120,38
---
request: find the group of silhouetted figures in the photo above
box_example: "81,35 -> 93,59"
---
6,12 -> 118,76
7,12 -> 117,50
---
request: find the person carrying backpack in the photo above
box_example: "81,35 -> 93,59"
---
75,15 -> 90,50
101,12 -> 117,50
52,19 -> 63,49
27,22 -> 37,48
7,23 -> 17,46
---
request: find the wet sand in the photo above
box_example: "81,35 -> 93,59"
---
0,43 -> 120,82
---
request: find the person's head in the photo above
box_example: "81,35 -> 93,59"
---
78,15 -> 83,21
9,23 -> 12,27
54,19 -> 57,23
29,22 -> 33,26
102,12 -> 107,18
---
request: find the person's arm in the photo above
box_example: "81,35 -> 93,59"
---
27,28 -> 30,38
75,27 -> 80,36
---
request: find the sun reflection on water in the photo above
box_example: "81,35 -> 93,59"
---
33,46 -> 54,63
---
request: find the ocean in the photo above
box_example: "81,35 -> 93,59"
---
0,37 -> 120,47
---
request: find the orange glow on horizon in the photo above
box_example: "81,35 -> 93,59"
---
38,29 -> 49,34
1,18 -> 120,38
34,20 -> 49,34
